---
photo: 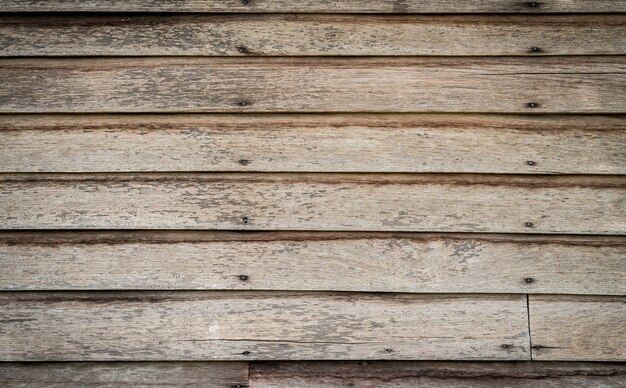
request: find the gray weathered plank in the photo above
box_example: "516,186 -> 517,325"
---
1,232 -> 624,295
250,361 -> 626,387
2,114 -> 625,174
0,362 -> 249,388
2,0 -> 625,13
529,295 -> 626,361
1,57 -> 624,113
1,174 -> 624,234
2,15 -> 624,57
0,292 -> 529,361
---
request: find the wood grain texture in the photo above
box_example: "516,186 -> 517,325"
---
250,361 -> 626,387
2,114 -> 625,174
2,0 -> 625,13
2,15 -> 624,57
0,362 -> 249,388
529,295 -> 626,361
1,174 -> 624,234
1,57 -> 624,113
1,232 -> 624,295
0,292 -> 529,361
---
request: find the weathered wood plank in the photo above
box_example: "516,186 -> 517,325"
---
1,232 -> 624,295
0,292 -> 529,361
1,174 -> 624,234
1,57 -> 624,113
0,362 -> 249,388
2,114 -> 625,174
2,15 -> 624,57
529,295 -> 626,361
250,361 -> 626,387
2,0 -> 624,13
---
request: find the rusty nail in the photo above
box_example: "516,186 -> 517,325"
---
525,222 -> 534,228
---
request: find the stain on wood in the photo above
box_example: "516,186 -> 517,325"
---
2,15 -> 624,57
0,292 -> 529,361
1,114 -> 624,174
1,174 -> 624,233
1,57 -> 624,113
2,0 -> 625,13
250,361 -> 626,387
1,231 -> 624,295
529,295 -> 626,361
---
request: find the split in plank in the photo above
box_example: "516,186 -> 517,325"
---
2,15 -> 625,57
1,57 -> 624,113
0,292 -> 529,361
529,295 -> 626,361
1,232 -> 624,295
2,114 -> 625,174
0,362 -> 248,388
1,0 -> 624,13
250,361 -> 626,388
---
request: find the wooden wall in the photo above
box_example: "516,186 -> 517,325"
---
0,1 -> 625,386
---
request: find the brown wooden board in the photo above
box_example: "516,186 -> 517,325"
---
250,361 -> 626,387
2,0 -> 625,13
0,292 -> 529,361
2,114 -> 625,174
2,15 -> 624,57
1,57 -> 624,113
1,174 -> 624,234
1,232 -> 624,295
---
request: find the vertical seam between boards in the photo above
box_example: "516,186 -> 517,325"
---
527,294 -> 533,361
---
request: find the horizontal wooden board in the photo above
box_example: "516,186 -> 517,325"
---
0,362 -> 249,388
0,292 -> 529,361
2,0 -> 625,13
529,295 -> 626,361
1,57 -> 624,113
250,361 -> 626,387
2,15 -> 625,57
1,174 -> 624,234
1,232 -> 624,295
2,114 -> 625,174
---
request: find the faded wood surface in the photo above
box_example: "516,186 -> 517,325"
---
0,362 -> 248,388
250,361 -> 626,387
1,57 -> 624,113
2,0 -> 625,13
2,114 -> 625,174
1,232 -> 624,295
529,296 -> 626,361
3,15 -> 625,57
1,174 -> 624,234
0,292 -> 529,361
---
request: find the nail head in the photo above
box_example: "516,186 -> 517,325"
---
525,277 -> 535,284
527,160 -> 536,166
525,222 -> 534,228
239,275 -> 249,281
